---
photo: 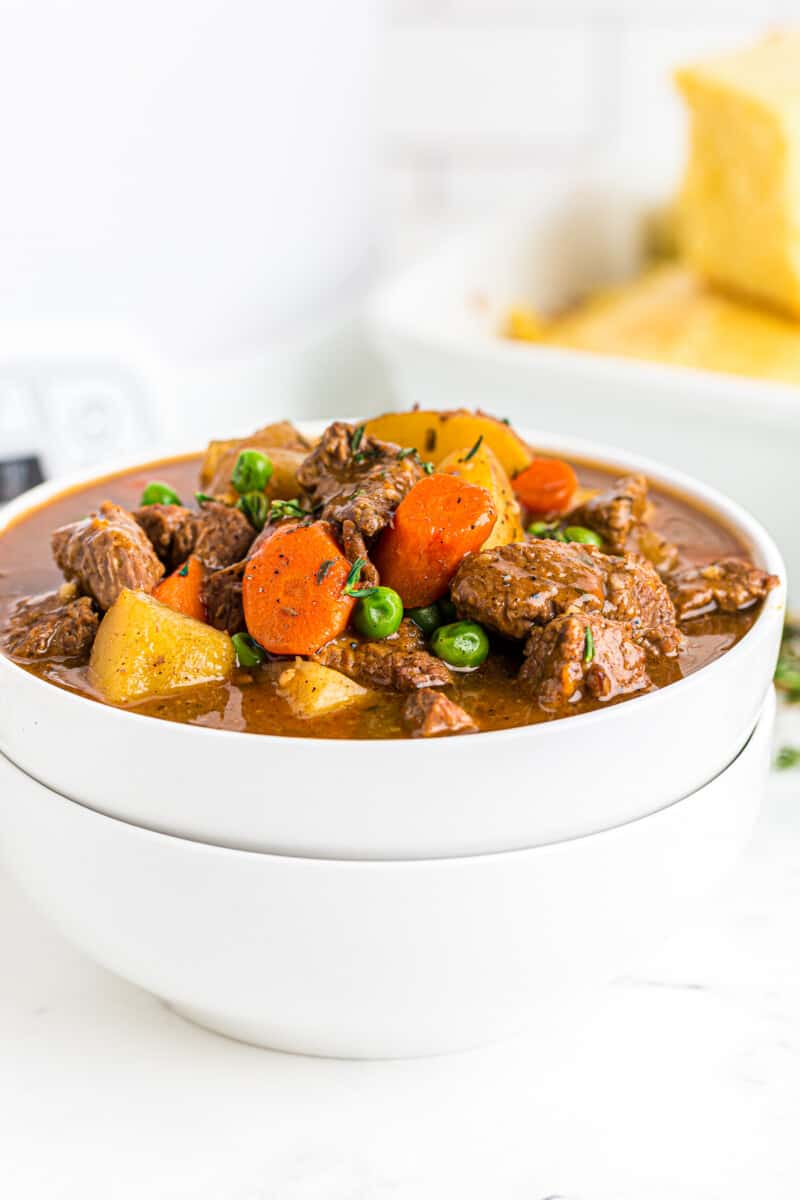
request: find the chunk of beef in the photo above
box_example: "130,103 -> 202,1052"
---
315,618 -> 450,691
451,540 -> 683,656
668,557 -> 779,621
135,501 -> 255,572
192,501 -> 255,571
3,586 -> 99,662
568,474 -> 648,553
133,504 -> 196,569
451,540 -> 606,640
341,519 -> 379,587
601,551 -> 685,656
297,421 -> 424,543
203,561 -> 246,635
52,501 -> 164,609
402,688 -> 477,737
520,612 -> 650,712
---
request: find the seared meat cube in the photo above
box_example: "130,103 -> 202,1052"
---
520,612 -> 650,712
668,557 -> 779,621
315,618 -> 450,691
134,503 -> 196,569
203,561 -> 246,635
568,474 -> 648,553
403,688 -> 477,737
3,586 -> 99,662
451,539 -> 683,656
192,501 -> 255,571
52,501 -> 164,609
297,421 -> 424,543
451,540 -> 606,640
136,500 -> 255,572
341,519 -> 379,587
602,552 -> 685,656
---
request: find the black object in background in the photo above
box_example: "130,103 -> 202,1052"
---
0,456 -> 45,503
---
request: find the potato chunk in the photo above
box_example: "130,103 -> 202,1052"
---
277,659 -> 368,718
438,442 -> 524,549
200,421 -> 312,489
88,589 -> 234,705
363,410 -> 532,478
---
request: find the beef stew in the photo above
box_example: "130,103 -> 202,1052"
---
0,411 -> 779,739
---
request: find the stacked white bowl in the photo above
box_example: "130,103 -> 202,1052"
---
0,429 -> 786,1058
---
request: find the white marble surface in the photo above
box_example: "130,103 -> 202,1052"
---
2,727 -> 800,1200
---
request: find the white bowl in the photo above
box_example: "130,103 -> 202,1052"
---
367,185 -> 800,596
0,690 -> 775,1059
0,425 -> 786,861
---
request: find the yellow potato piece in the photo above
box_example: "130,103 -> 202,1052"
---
200,421 -> 312,488
206,445 -> 306,505
363,410 -> 532,478
88,589 -> 234,705
278,659 -> 368,718
438,443 -> 525,549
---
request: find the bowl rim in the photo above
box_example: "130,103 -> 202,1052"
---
0,421 -> 787,750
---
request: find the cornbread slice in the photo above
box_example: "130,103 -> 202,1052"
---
541,263 -> 800,386
675,32 -> 800,318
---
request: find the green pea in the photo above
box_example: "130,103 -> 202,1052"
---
140,481 -> 182,507
431,620 -> 489,669
437,597 -> 457,622
232,633 -> 266,667
528,520 -> 567,541
353,587 -> 404,640
232,449 -> 273,495
563,525 -> 603,547
407,604 -> 443,636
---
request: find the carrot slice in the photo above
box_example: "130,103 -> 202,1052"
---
513,458 -> 578,516
242,522 -> 355,656
372,474 -> 497,608
152,555 -> 206,622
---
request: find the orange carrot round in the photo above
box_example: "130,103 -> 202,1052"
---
513,457 -> 578,516
152,555 -> 206,622
242,522 -> 355,656
372,473 -> 497,608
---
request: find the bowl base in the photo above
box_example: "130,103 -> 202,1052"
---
163,998 -> 534,1060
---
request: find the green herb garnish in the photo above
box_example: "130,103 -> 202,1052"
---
236,491 -> 269,530
423,461 -> 434,475
317,559 -> 335,584
583,626 -> 595,664
350,425 -> 365,454
232,633 -> 267,668
178,563 -> 189,577
396,447 -> 416,460
776,621 -> 800,700
268,498 -> 314,522
776,746 -> 800,770
343,557 -> 379,598
462,435 -> 483,462
194,492 -> 215,506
